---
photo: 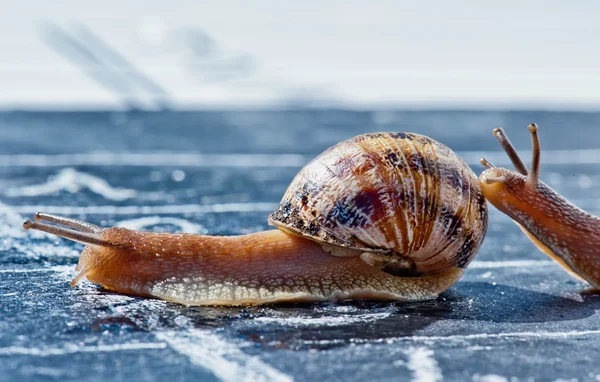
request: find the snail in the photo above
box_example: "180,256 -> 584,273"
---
479,123 -> 600,288
23,132 -> 488,306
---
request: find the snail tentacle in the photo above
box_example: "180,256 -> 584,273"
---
23,219 -> 110,247
34,212 -> 102,233
482,176 -> 505,184
527,123 -> 541,186
493,127 -> 528,175
480,158 -> 495,169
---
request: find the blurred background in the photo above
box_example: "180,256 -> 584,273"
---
2,0 -> 600,111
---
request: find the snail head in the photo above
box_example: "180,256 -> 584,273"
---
478,124 -> 541,214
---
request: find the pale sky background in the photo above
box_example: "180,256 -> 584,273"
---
1,0 -> 600,109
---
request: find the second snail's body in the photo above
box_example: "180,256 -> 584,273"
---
24,132 -> 488,305
479,124 -> 600,289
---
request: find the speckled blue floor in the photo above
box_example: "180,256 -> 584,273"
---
1,110 -> 600,382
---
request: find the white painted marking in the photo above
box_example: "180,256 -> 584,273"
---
0,265 -> 73,274
0,150 -> 597,169
405,347 -> 443,382
472,374 -> 509,382
304,329 -> 600,348
255,312 -> 391,327
469,260 -> 555,269
0,342 -> 167,357
155,330 -> 293,382
12,202 -> 278,216
6,168 -> 136,201
377,329 -> 600,344
0,153 -> 308,168
479,271 -> 493,279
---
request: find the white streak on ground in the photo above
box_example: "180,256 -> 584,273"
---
405,347 -> 443,382
0,153 -> 308,168
0,342 -> 167,357
155,330 -> 293,382
0,150 -> 597,168
472,375 -> 509,382
5,168 -> 136,201
373,330 -> 600,345
0,265 -> 72,274
255,312 -> 391,327
303,330 -> 600,347
406,330 -> 600,342
12,202 -> 278,215
0,201 -> 26,238
468,260 -> 555,268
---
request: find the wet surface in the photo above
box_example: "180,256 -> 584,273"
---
1,110 -> 600,381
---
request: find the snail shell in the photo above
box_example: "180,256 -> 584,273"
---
270,132 -> 488,276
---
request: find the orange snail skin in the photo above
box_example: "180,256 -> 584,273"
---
479,124 -> 600,288
23,132 -> 488,306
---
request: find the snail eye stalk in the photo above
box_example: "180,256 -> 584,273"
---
527,123 -> 541,185
493,127 -> 528,175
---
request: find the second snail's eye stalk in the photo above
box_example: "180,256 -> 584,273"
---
527,123 -> 541,186
493,127 -> 528,175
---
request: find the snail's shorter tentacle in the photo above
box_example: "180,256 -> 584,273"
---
480,158 -> 495,169
527,123 -> 541,186
493,127 -> 529,175
23,219 -> 110,247
482,176 -> 505,184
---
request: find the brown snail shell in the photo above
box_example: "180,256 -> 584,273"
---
270,132 -> 488,277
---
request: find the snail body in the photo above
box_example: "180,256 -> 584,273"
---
479,124 -> 600,288
24,132 -> 488,305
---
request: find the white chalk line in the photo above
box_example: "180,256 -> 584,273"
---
255,312 -> 391,327
0,342 -> 167,357
0,265 -> 73,274
405,347 -> 443,382
304,329 -> 600,348
5,168 -> 136,201
0,149 -> 598,168
0,153 -> 308,168
12,202 -> 278,215
155,330 -> 293,382
0,268 -> 57,274
404,329 -> 600,343
468,260 -> 555,269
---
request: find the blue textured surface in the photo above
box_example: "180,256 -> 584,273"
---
1,110 -> 600,382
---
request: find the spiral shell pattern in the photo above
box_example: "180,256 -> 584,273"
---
269,132 -> 488,276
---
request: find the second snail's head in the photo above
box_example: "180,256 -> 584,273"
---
477,124 -> 542,221
478,167 -> 529,216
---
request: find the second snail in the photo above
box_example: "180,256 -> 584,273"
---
23,125 -> 599,305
